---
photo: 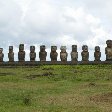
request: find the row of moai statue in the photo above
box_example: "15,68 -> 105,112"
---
0,40 -> 112,62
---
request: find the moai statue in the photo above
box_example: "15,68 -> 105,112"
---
8,46 -> 14,62
71,45 -> 78,62
94,46 -> 101,62
81,45 -> 89,62
18,44 -> 25,62
60,46 -> 68,62
0,48 -> 4,62
39,45 -> 47,61
30,46 -> 36,61
50,46 -> 58,61
105,40 -> 112,61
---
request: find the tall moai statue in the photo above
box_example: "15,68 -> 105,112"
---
39,45 -> 47,61
0,48 -> 4,62
8,46 -> 14,62
81,45 -> 89,62
105,40 -> 112,61
30,46 -> 36,61
18,44 -> 25,62
94,46 -> 101,62
50,46 -> 58,61
60,46 -> 68,62
71,45 -> 78,62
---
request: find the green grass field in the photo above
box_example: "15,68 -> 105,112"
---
0,65 -> 112,112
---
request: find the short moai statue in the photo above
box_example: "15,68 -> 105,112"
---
105,40 -> 112,61
0,48 -> 4,62
71,45 -> 78,62
30,46 -> 36,61
18,44 -> 25,62
39,45 -> 47,61
94,46 -> 101,62
8,46 -> 14,62
81,45 -> 89,62
50,46 -> 58,62
60,46 -> 68,62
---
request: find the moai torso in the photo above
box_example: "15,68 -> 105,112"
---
18,44 -> 25,62
0,48 -> 4,62
81,45 -> 89,62
94,46 -> 101,61
60,46 -> 68,62
50,46 -> 58,61
8,46 -> 14,62
39,45 -> 47,61
30,46 -> 36,61
105,40 -> 112,61
71,45 -> 78,61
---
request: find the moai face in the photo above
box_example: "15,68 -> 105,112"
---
39,45 -> 47,61
0,48 -> 4,62
94,46 -> 101,61
71,45 -> 78,61
105,40 -> 112,61
19,44 -> 24,51
30,46 -> 35,52
72,45 -> 77,52
81,45 -> 89,61
8,46 -> 14,62
106,40 -> 112,48
50,46 -> 58,61
60,46 -> 68,62
18,44 -> 25,62
30,46 -> 36,61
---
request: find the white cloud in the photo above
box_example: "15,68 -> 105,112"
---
0,0 -> 112,61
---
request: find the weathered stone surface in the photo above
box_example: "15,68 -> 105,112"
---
71,45 -> 78,62
18,44 -> 25,62
81,45 -> 89,62
8,46 -> 14,62
0,48 -> 4,62
94,46 -> 101,62
105,40 -> 112,61
50,46 -> 58,61
39,45 -> 47,61
30,46 -> 36,61
60,46 -> 68,62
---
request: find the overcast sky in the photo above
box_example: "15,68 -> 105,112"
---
0,0 -> 112,61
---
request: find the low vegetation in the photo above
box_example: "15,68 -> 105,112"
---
0,65 -> 112,112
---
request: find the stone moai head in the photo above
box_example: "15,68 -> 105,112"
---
0,48 -> 3,53
72,45 -> 77,52
106,40 -> 112,48
95,46 -> 100,52
40,45 -> 46,52
19,44 -> 24,52
9,46 -> 13,53
60,46 -> 66,53
51,46 -> 57,52
82,45 -> 88,52
30,46 -> 35,52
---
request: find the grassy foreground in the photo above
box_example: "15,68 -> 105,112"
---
0,65 -> 112,112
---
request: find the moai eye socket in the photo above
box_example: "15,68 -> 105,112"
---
51,46 -> 57,50
19,44 -> 24,50
60,46 -> 66,50
30,46 -> 35,51
0,48 -> 3,52
9,46 -> 13,50
106,40 -> 112,44
95,46 -> 100,51
82,45 -> 88,51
